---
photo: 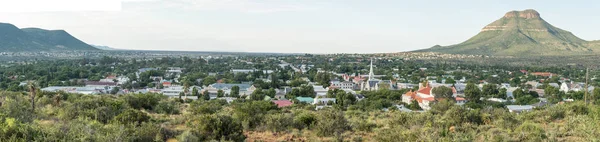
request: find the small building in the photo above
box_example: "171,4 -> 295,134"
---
506,105 -> 534,113
313,97 -> 336,105
295,97 -> 314,104
162,81 -> 172,87
329,80 -> 354,90
272,100 -> 293,108
397,83 -> 417,89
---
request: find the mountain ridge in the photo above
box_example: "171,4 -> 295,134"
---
0,22 -> 98,52
417,9 -> 600,56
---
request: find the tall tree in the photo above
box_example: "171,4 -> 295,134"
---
545,86 -> 562,103
250,88 -> 265,101
482,84 -> 499,98
203,90 -> 210,100
464,83 -> 481,103
432,86 -> 454,101
217,89 -> 225,98
183,82 -> 190,101
231,86 -> 240,98
192,87 -> 199,96
265,88 -> 276,98
28,81 -> 37,112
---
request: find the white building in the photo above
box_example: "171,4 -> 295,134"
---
202,83 -> 256,97
330,80 -> 354,90
360,58 -> 394,91
313,97 -> 336,105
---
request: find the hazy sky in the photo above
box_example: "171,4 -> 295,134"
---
0,0 -> 598,53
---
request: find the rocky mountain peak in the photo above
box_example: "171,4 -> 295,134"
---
504,9 -> 540,19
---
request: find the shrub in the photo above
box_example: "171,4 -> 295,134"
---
514,122 -> 546,141
187,114 -> 245,141
293,111 -> 316,130
265,113 -> 293,133
113,109 -> 150,125
314,109 -> 350,137
124,93 -> 164,110
154,99 -> 180,114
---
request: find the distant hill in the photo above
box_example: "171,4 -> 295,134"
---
0,23 -> 97,52
416,9 -> 600,56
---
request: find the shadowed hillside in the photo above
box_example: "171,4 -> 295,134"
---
0,23 -> 97,52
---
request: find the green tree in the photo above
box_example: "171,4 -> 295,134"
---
110,87 -> 120,94
230,86 -> 240,98
202,76 -> 217,86
192,87 -> 199,96
265,88 -> 276,98
445,78 -> 456,84
498,88 -> 507,99
482,84 -> 499,98
408,100 -> 422,110
432,86 -> 454,101
202,90 -> 210,100
217,89 -> 224,98
545,86 -> 562,103
250,88 -> 265,101
464,83 -> 481,103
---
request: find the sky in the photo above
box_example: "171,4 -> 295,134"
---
0,0 -> 598,53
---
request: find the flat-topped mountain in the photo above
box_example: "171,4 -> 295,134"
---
417,9 -> 600,56
0,23 -> 97,52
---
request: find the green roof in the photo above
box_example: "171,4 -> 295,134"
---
296,97 -> 314,103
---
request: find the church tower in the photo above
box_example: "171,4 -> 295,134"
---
368,58 -> 374,80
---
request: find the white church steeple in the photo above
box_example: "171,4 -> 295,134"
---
368,58 -> 374,80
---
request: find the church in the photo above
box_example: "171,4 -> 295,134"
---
360,59 -> 394,91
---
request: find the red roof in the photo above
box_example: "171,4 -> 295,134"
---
531,72 -> 555,77
404,90 -> 416,97
272,100 -> 293,108
455,97 -> 466,101
451,87 -> 457,94
162,82 -> 172,85
106,75 -> 117,79
417,87 -> 432,95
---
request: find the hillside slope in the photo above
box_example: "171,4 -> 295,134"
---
417,9 -> 600,56
0,23 -> 97,52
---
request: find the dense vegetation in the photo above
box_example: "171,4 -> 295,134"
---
2,89 -> 600,141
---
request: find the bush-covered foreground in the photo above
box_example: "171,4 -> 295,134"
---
1,91 -> 600,142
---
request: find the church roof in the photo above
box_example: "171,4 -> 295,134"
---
417,87 -> 432,95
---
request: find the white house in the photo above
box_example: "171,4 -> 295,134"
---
506,105 -> 534,113
402,83 -> 465,110
313,97 -> 336,105
560,82 -> 583,93
202,83 -> 256,97
329,80 -> 354,90
311,85 -> 328,96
